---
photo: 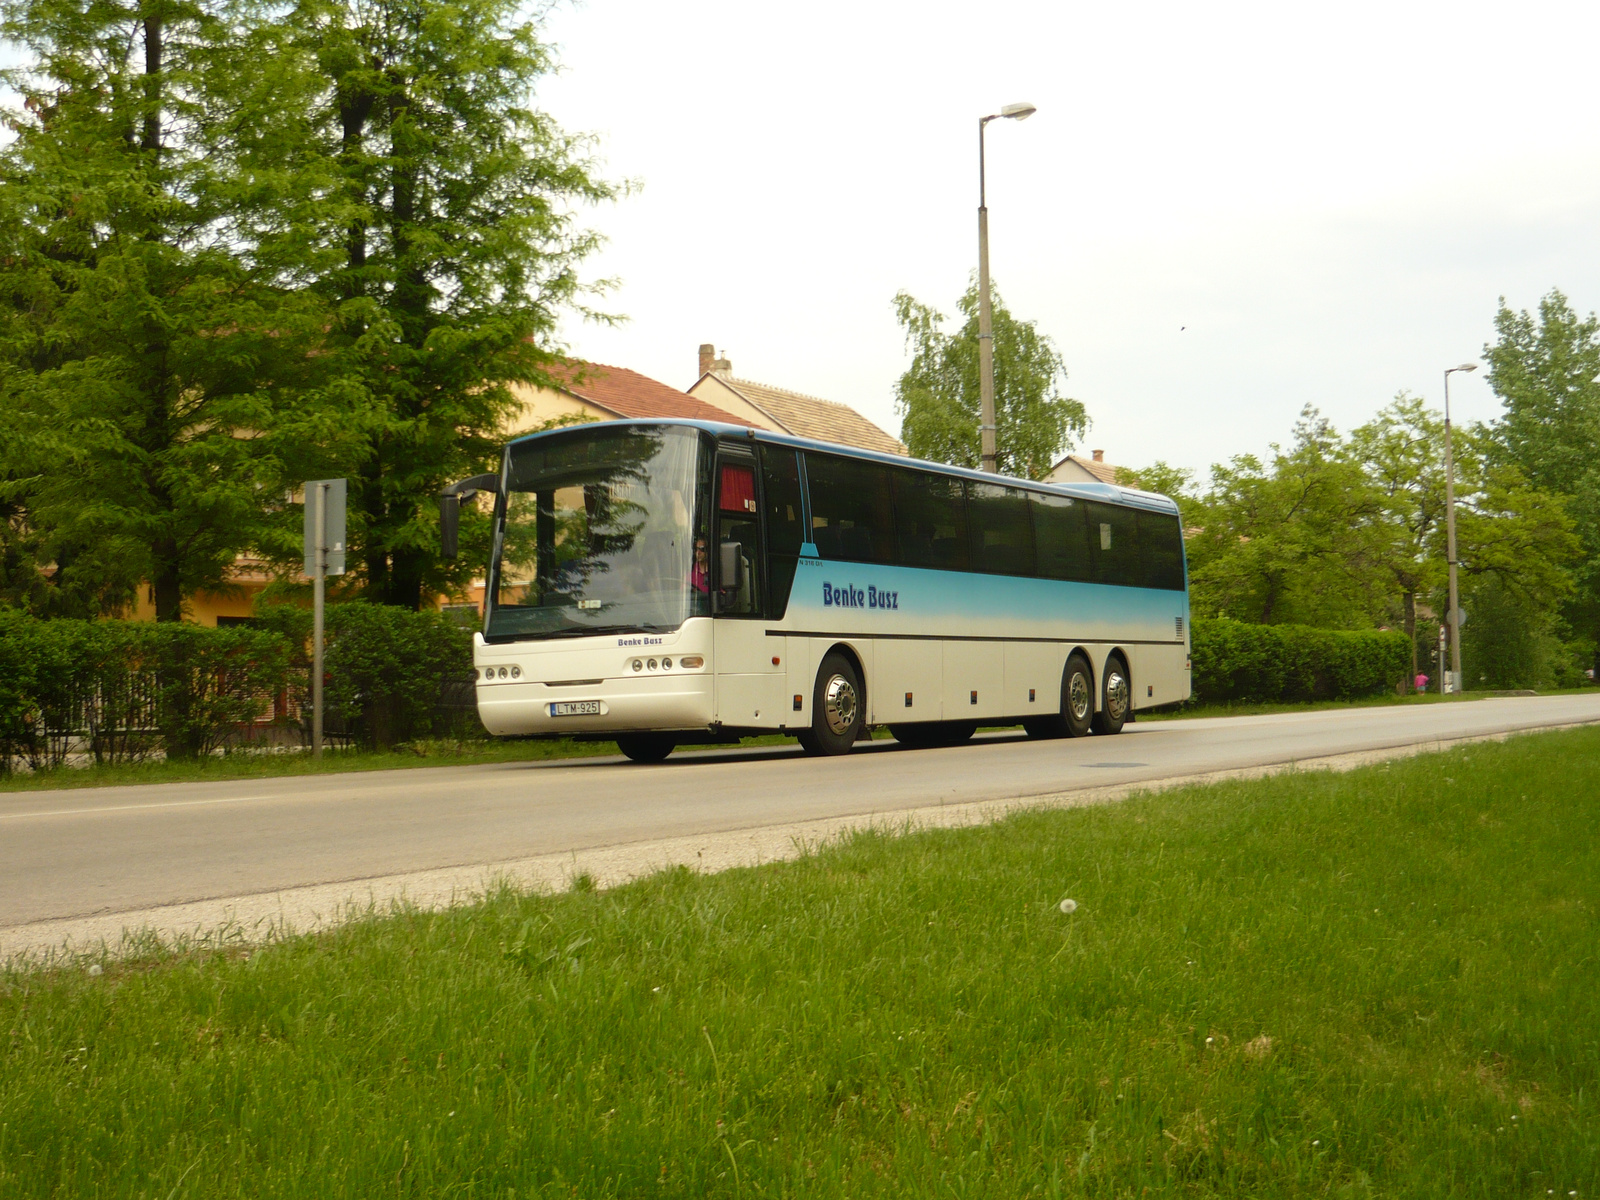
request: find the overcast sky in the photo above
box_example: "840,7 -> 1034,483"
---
536,0 -> 1600,478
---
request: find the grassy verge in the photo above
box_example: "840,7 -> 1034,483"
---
4,728 -> 1598,1196
1135,688 -> 1567,722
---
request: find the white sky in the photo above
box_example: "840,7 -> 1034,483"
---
6,2 -> 1598,480
536,0 -> 1600,479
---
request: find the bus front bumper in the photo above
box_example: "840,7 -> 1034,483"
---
475,673 -> 715,737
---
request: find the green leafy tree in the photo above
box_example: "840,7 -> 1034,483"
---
0,0 -> 340,621
1484,289 -> 1600,671
1113,461 -> 1201,523
1347,394 -> 1448,682
1183,408 -> 1383,628
245,0 -> 618,609
893,280 -> 1087,480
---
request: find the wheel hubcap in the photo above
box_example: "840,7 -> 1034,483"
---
1068,671 -> 1091,722
1105,671 -> 1129,723
822,674 -> 858,735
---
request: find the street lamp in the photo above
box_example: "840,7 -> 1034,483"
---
1442,362 -> 1477,695
976,101 -> 1037,474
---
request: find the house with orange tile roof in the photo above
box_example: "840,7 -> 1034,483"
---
686,344 -> 907,457
1046,448 -> 1122,486
509,360 -> 753,433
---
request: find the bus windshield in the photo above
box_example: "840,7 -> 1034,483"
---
485,425 -> 707,640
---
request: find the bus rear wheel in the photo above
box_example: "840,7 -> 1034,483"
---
1091,656 -> 1130,735
800,652 -> 863,756
616,734 -> 675,763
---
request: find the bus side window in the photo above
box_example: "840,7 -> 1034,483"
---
891,468 -> 968,571
1031,493 -> 1092,582
806,453 -> 895,565
967,482 -> 1035,577
1138,510 -> 1186,591
1088,502 -> 1141,587
716,458 -> 761,615
761,446 -> 804,618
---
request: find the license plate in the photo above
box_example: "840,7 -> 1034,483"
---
550,700 -> 602,717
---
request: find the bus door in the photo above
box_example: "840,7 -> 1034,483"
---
711,446 -> 785,729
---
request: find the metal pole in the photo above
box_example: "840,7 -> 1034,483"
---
977,116 -> 998,474
313,482 -> 326,758
1438,626 -> 1447,695
1442,370 -> 1463,695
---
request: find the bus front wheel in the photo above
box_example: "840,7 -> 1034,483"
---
616,734 -> 675,763
800,653 -> 863,756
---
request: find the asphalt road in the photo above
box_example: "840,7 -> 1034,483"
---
4,694 -> 1598,930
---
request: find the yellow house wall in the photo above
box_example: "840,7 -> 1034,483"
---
687,375 -> 782,431
504,383 -> 610,437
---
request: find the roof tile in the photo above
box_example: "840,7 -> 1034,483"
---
549,361 -> 754,426
712,375 -> 906,456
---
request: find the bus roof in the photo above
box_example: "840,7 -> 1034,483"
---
505,418 -> 1181,515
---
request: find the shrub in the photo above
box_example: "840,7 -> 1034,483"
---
1190,618 -> 1411,704
323,602 -> 479,749
0,611 -> 295,771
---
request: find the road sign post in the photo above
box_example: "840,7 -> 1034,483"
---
303,480 -> 347,759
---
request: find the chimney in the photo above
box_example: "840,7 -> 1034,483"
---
1092,449 -> 1104,463
698,343 -> 714,377
713,351 -> 732,373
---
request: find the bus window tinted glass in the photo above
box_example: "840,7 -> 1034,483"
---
1138,510 -> 1185,591
967,482 -> 1034,576
892,469 -> 967,570
762,446 -> 804,557
1088,501 -> 1142,587
1031,493 -> 1091,582
806,453 -> 895,565
762,445 -> 804,617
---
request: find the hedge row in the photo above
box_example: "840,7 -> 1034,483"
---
0,610 -> 293,769
1190,618 -> 1412,704
0,604 -> 481,771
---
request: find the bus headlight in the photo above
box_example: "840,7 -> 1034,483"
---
679,656 -> 704,669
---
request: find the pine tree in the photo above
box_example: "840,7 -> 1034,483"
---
0,0 -> 332,620
249,0 -> 618,609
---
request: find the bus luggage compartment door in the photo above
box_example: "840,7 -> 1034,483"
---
712,623 -> 787,729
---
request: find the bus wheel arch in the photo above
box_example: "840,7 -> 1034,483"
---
1093,650 -> 1131,735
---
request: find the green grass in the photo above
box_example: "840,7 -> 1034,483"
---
4,729 -> 1598,1196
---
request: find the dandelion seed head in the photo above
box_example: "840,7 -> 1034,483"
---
1059,898 -> 1078,914
86,964 -> 102,977
1205,1036 -> 1214,1044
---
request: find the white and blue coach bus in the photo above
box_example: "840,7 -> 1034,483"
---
441,419 -> 1191,763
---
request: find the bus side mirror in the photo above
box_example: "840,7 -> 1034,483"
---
439,472 -> 502,561
719,541 -> 744,589
440,495 -> 461,560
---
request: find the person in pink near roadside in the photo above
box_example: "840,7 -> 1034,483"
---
1415,673 -> 1429,692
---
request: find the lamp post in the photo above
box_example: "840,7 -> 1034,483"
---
1442,362 -> 1477,695
977,101 -> 1036,474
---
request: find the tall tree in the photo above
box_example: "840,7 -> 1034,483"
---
0,0 -> 329,620
893,280 -> 1087,480
1347,394 -> 1448,682
251,0 -> 617,609
1183,407 -> 1383,628
1484,289 -> 1600,670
